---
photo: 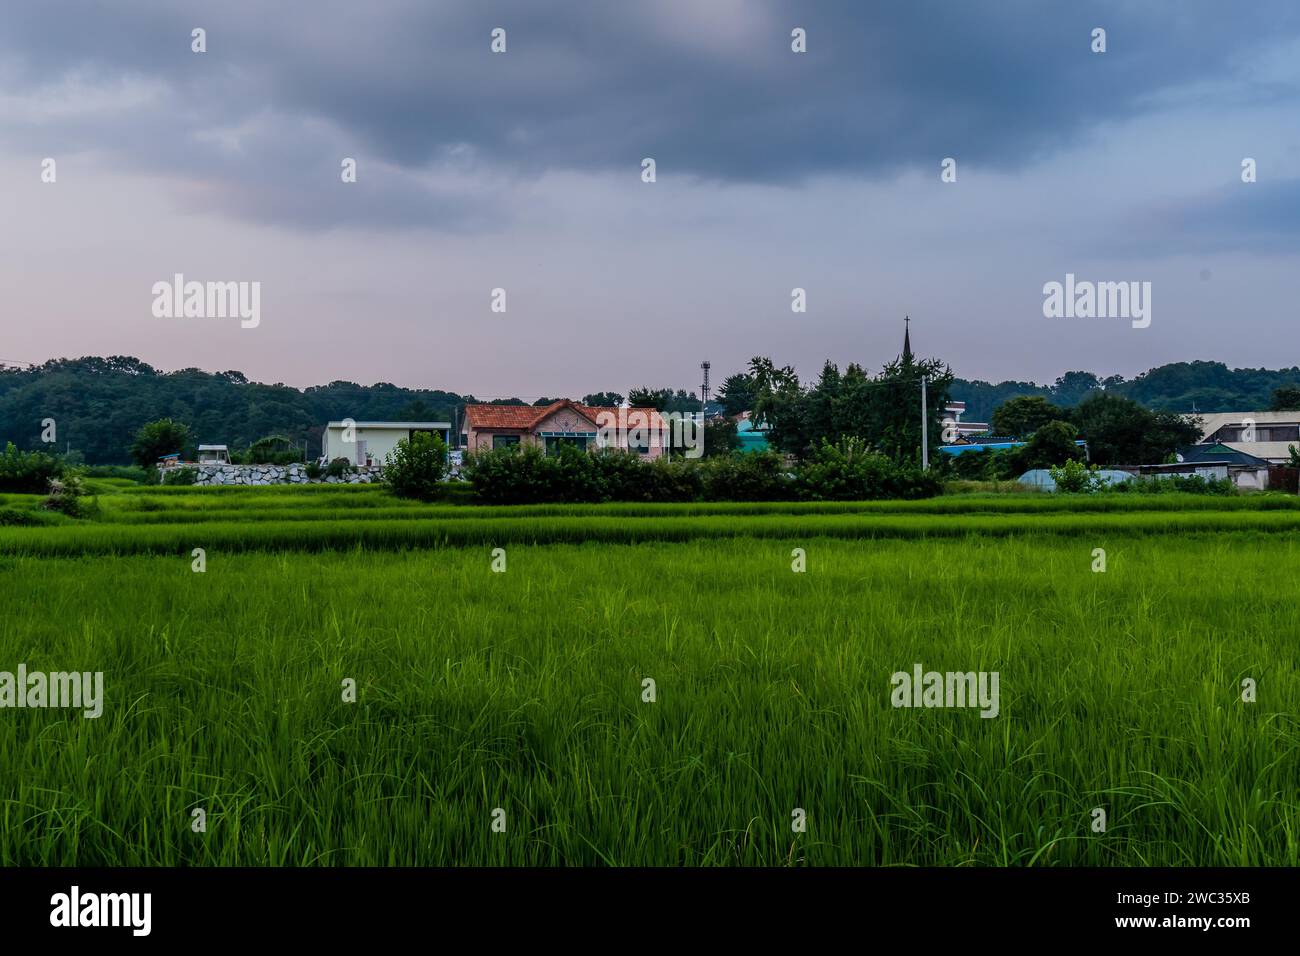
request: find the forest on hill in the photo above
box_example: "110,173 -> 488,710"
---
2,356 -> 1298,464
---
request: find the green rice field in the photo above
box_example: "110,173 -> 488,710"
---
0,484 -> 1296,865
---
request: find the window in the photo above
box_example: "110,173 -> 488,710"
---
492,435 -> 521,449
544,436 -> 589,455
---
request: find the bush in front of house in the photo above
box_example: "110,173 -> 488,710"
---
1048,459 -> 1108,494
304,461 -> 323,480
325,457 -> 355,479
464,441 -> 940,504
699,449 -> 794,501
0,442 -> 64,493
464,443 -> 588,504
160,466 -> 198,486
795,438 -> 940,501
589,448 -> 661,501
384,431 -> 448,500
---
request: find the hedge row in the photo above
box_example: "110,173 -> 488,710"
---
461,441 -> 941,505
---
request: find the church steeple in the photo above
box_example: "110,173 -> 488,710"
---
901,315 -> 913,364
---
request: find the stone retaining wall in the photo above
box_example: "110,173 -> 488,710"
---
184,463 -> 384,486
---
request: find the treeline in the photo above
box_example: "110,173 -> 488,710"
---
954,361 -> 1300,422
0,357 -> 709,465
4,355 -> 1299,465
0,357 -> 468,464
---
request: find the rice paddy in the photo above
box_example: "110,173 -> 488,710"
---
0,484 -> 1295,865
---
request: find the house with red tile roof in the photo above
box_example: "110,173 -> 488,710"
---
462,400 -> 668,458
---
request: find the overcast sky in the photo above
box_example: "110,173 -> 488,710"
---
2,0 -> 1297,398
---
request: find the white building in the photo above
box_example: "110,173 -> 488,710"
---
944,401 -> 989,437
197,444 -> 230,464
1196,411 -> 1300,464
321,421 -> 452,468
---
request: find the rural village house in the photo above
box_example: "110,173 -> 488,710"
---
462,400 -> 668,458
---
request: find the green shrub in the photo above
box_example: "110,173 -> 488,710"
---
465,441 -> 938,504
325,458 -> 354,479
384,432 -> 448,501
42,475 -> 96,518
1112,474 -> 1236,496
0,507 -> 57,527
130,419 -> 192,468
82,464 -> 150,483
239,436 -> 302,465
0,442 -> 64,493
160,467 -> 199,487
796,438 -> 941,501
700,450 -> 794,501
646,454 -> 705,501
1048,459 -> 1107,494
304,461 -> 323,480
464,444 -> 588,504
1008,420 -> 1084,472
590,449 -> 660,501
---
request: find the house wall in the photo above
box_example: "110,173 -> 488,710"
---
465,426 -> 528,452
323,426 -> 450,466
465,407 -> 666,458
588,408 -> 667,459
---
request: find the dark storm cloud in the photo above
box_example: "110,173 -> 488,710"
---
2,0 -> 1295,228
1130,178 -> 1300,255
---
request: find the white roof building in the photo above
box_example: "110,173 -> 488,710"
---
321,421 -> 451,467
1197,411 -> 1300,464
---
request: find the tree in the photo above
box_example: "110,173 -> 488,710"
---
701,418 -> 740,458
1069,393 -> 1200,465
130,419 -> 191,468
1050,371 -> 1102,406
582,392 -> 624,407
1270,386 -> 1300,411
1006,420 -> 1083,472
715,373 -> 756,416
0,442 -> 64,493
384,431 -> 448,500
863,353 -> 953,465
398,398 -> 437,419
627,387 -> 698,413
991,396 -> 1066,438
747,357 -> 809,455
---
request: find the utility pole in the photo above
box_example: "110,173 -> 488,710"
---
921,375 -> 929,470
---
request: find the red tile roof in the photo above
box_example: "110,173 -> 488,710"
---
463,400 -> 666,432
